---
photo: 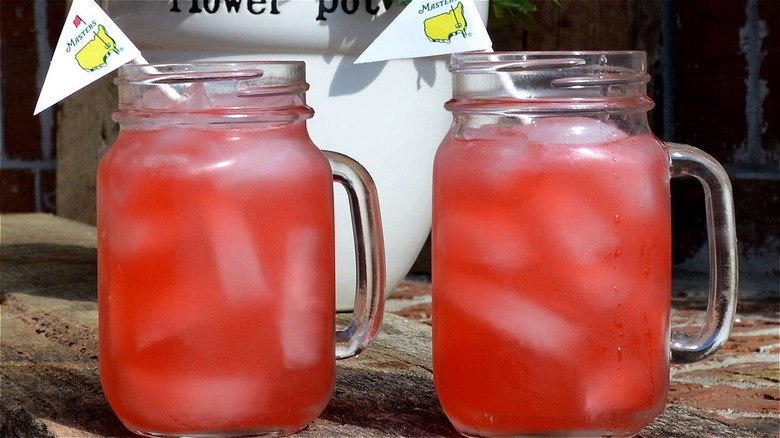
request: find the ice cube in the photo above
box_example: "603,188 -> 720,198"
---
441,274 -> 581,360
121,350 -> 273,428
438,124 -> 541,197
460,123 -> 525,141
601,134 -> 670,222
104,207 -> 171,263
100,160 -> 183,264
559,208 -> 672,314
437,208 -> 534,273
434,271 -> 592,425
129,270 -> 214,352
201,197 -> 269,305
520,117 -> 628,146
533,183 -> 620,267
584,349 -> 667,418
279,228 -> 331,369
206,134 -> 319,197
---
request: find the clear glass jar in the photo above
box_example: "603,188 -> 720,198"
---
97,62 -> 385,437
432,52 -> 738,437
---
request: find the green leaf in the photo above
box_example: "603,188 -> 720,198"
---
493,0 -> 537,13
508,8 -> 538,31
497,0 -> 560,30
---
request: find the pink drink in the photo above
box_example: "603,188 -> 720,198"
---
433,117 -> 672,437
98,122 -> 336,435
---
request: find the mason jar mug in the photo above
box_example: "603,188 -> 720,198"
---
97,62 -> 385,437
432,52 -> 738,437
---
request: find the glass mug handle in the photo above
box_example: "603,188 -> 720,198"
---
325,151 -> 386,360
668,143 -> 739,363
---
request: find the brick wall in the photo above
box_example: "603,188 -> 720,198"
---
0,0 -> 65,213
486,0 -> 779,276
663,0 -> 779,274
2,0 -> 779,276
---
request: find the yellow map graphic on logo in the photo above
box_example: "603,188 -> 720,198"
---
75,25 -> 118,72
424,2 -> 467,43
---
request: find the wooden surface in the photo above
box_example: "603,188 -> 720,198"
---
0,214 -> 768,437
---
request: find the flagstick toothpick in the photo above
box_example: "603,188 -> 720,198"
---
483,48 -> 527,100
129,56 -> 187,103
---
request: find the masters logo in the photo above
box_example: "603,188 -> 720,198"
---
66,15 -> 119,72
422,1 -> 467,43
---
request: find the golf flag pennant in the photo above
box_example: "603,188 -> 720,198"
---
34,0 -> 141,115
355,0 -> 492,64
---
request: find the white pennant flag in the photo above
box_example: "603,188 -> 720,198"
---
355,0 -> 492,64
34,0 -> 142,115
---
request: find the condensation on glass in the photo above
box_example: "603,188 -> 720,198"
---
98,61 -> 385,437
432,52 -> 738,438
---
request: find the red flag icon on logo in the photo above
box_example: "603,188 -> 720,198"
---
73,15 -> 84,27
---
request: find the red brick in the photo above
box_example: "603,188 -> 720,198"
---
670,170 -> 780,273
554,1 -> 636,51
672,0 -> 748,163
40,169 -> 57,213
674,360 -> 780,388
387,280 -> 433,300
668,383 -> 779,420
387,281 -> 433,324
732,178 -> 780,262
670,178 -> 707,264
45,0 -> 67,161
673,308 -> 779,330
1,0 -> 42,160
522,0 -> 638,51
391,303 -> 432,326
47,0 -> 67,49
760,0 -> 780,161
0,169 -> 35,213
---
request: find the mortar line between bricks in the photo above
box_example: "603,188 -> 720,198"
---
670,354 -> 780,375
680,406 -> 780,421
671,375 -> 779,390
759,343 -> 780,353
732,328 -> 780,337
385,296 -> 432,313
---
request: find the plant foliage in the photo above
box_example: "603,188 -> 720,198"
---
489,0 -> 560,31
